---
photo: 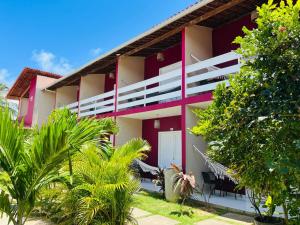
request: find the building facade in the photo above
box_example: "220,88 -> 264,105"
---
7,0 -> 265,186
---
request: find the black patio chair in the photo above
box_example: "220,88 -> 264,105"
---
201,172 -> 216,197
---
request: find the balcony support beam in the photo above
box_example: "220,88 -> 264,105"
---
181,28 -> 187,172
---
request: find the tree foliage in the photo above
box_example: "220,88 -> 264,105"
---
0,107 -> 116,225
37,139 -> 150,225
191,0 -> 300,223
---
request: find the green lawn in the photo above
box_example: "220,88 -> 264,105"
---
133,191 -> 227,225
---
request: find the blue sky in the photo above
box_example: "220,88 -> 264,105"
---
0,0 -> 197,86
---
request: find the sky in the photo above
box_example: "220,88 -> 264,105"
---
0,0 -> 197,87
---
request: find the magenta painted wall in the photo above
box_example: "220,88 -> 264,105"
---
212,14 -> 256,56
104,74 -> 115,92
144,44 -> 182,79
24,76 -> 37,126
142,115 -> 181,166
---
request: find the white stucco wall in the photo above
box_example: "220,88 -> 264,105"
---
185,105 -> 209,186
115,117 -> 142,146
79,74 -> 105,100
19,98 -> 28,117
118,56 -> 145,88
55,86 -> 78,108
185,25 -> 213,66
33,76 -> 57,127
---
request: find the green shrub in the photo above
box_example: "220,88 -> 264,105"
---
40,139 -> 150,225
191,0 -> 300,223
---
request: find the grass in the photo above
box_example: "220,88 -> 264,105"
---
133,191 -> 228,225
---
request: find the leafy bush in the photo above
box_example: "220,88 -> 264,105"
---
191,0 -> 300,223
152,167 -> 165,196
39,139 -> 150,225
0,108 -> 109,225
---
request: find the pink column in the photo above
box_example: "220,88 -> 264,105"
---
77,77 -> 82,117
113,56 -> 120,146
25,77 -> 37,127
181,28 -> 187,172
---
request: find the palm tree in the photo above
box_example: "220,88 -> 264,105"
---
43,139 -> 150,225
0,83 -> 8,103
0,107 -> 116,225
0,83 -> 17,116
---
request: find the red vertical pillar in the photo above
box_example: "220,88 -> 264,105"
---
113,56 -> 120,146
77,77 -> 81,117
181,28 -> 186,172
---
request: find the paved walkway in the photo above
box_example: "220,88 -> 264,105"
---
0,208 -> 254,225
132,207 -> 254,225
0,215 -> 54,225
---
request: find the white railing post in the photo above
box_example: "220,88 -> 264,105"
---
114,84 -> 118,112
144,86 -> 146,107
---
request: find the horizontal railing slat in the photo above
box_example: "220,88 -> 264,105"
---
79,106 -> 114,117
186,64 -> 241,84
185,52 -> 240,73
80,90 -> 115,105
118,69 -> 181,94
118,79 -> 181,102
80,99 -> 114,111
118,90 -> 181,110
186,80 -> 230,95
65,102 -> 78,109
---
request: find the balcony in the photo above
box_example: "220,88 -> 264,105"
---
63,52 -> 241,117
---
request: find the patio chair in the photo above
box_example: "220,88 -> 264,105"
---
201,172 -> 216,197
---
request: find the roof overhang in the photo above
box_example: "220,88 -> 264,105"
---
46,0 -> 270,91
6,68 -> 61,100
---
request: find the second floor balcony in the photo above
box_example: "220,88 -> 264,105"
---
62,51 -> 241,117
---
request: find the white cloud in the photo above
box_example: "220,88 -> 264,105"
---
32,50 -> 73,75
89,47 -> 102,56
0,68 -> 13,87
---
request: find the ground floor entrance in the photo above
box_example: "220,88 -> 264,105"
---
158,130 -> 182,168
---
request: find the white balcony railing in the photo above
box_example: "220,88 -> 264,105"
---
78,90 -> 115,117
186,51 -> 241,96
117,68 -> 182,111
61,51 -> 241,117
64,102 -> 78,113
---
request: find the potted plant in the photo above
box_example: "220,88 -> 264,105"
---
171,164 -> 196,214
153,167 -> 165,197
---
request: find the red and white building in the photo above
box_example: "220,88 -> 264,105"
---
7,0 -> 263,195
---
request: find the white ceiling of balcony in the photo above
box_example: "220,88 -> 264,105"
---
119,106 -> 181,120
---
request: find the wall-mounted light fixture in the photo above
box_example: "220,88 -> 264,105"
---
108,72 -> 115,79
154,119 -> 160,129
156,52 -> 165,62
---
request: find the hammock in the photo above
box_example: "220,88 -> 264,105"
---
193,145 -> 238,184
134,159 -> 159,175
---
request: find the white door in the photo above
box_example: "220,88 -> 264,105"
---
158,131 -> 182,168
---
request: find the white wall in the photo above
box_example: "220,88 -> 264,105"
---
33,76 -> 57,127
19,98 -> 28,117
55,86 -> 78,108
185,25 -> 213,66
79,74 -> 105,100
118,56 -> 145,88
115,117 -> 142,146
185,105 -> 209,187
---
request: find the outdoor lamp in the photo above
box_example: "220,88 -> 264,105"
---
154,119 -> 160,129
109,72 -> 115,79
156,52 -> 165,62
